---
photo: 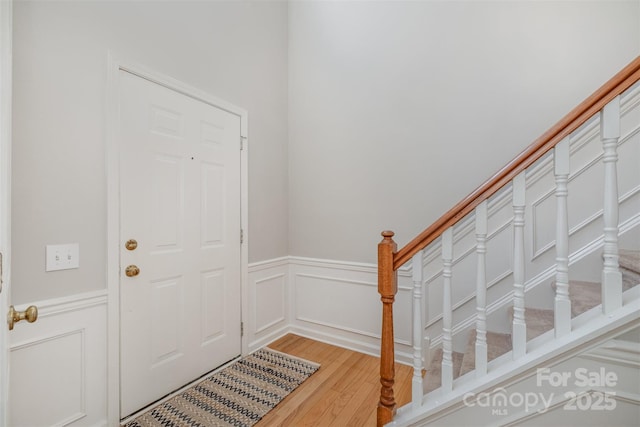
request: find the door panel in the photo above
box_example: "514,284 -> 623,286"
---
150,276 -> 183,366
151,155 -> 183,249
119,71 -> 241,418
201,269 -> 226,344
201,162 -> 225,246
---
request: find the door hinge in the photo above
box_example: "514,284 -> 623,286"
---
241,321 -> 244,337
240,136 -> 246,151
240,229 -> 244,244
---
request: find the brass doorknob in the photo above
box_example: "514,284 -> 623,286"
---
8,305 -> 38,331
125,265 -> 140,277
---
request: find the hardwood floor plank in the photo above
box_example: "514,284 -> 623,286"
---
277,351 -> 354,425
297,353 -> 370,424
256,334 -> 412,427
336,380 -> 378,426
345,381 -> 382,427
316,357 -> 376,425
258,343 -> 353,425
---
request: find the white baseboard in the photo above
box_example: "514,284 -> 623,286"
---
247,325 -> 291,353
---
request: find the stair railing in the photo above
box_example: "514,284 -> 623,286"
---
376,56 -> 640,427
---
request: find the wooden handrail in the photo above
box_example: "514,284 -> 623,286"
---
393,55 -> 640,270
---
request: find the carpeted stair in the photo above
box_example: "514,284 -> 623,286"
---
423,348 -> 465,394
458,330 -> 512,376
620,249 -> 640,290
551,280 -> 602,317
423,249 -> 640,392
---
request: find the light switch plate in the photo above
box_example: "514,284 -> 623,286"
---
46,243 -> 80,272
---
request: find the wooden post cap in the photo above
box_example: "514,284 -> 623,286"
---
381,230 -> 395,239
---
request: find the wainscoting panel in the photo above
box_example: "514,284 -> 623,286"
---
247,258 -> 290,352
248,257 -> 413,363
8,290 -> 107,426
11,330 -> 85,426
289,257 -> 413,363
254,273 -> 286,334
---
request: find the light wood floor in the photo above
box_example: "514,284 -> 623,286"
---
255,334 -> 413,426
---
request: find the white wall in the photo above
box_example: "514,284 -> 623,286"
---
13,0 -> 640,299
288,0 -> 640,264
12,0 -> 289,303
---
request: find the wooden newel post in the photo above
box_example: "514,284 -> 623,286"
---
377,230 -> 398,427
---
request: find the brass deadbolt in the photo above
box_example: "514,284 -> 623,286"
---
125,239 -> 138,251
125,265 -> 140,277
8,305 -> 38,331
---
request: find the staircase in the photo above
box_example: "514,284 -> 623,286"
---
375,56 -> 640,427
422,251 -> 640,392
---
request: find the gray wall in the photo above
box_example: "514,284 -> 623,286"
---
12,0 -> 640,303
12,0 -> 289,303
288,0 -> 640,264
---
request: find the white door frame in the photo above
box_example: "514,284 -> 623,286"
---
0,0 -> 12,425
106,54 -> 249,425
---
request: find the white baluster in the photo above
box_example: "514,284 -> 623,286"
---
601,97 -> 622,314
441,228 -> 454,392
475,201 -> 488,377
554,137 -> 571,337
411,252 -> 424,409
512,172 -> 526,359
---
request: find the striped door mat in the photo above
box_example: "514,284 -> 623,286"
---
124,348 -> 320,427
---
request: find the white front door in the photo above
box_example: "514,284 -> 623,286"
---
118,70 -> 242,418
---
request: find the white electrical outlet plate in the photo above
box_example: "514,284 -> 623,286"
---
46,243 -> 80,272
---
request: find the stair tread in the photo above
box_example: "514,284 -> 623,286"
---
618,249 -> 640,275
551,280 -> 601,317
622,268 -> 640,291
619,249 -> 640,290
459,330 -> 512,376
508,306 -> 555,341
424,348 -> 464,394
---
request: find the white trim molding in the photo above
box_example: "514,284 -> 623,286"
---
580,339 -> 640,369
0,0 -> 12,424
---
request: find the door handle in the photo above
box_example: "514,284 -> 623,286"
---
125,265 -> 140,277
8,305 -> 38,330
